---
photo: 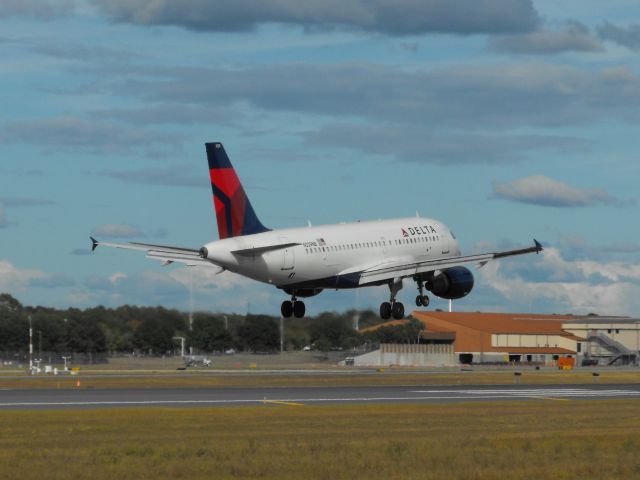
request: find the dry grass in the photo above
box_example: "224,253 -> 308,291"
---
1,369 -> 639,390
0,400 -> 639,479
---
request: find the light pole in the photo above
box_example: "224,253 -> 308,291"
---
28,315 -> 33,374
38,330 -> 42,362
188,266 -> 194,355
29,315 -> 33,375
280,315 -> 284,353
173,337 -> 186,357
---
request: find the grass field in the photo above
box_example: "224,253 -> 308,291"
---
0,400 -> 639,479
1,369 -> 639,390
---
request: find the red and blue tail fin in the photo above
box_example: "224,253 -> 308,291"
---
205,142 -> 270,239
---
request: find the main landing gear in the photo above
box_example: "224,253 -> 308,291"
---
380,279 -> 405,320
281,296 -> 305,318
379,278 -> 430,320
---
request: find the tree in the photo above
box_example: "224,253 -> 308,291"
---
0,315 -> 28,351
65,317 -> 108,354
0,294 -> 25,351
0,293 -> 22,313
237,315 -> 279,352
309,312 -> 354,348
189,315 -> 233,352
133,317 -> 175,355
30,310 -> 68,353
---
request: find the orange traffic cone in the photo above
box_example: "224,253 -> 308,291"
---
76,379 -> 81,388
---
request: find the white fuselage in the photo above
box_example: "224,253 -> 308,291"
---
202,217 -> 461,289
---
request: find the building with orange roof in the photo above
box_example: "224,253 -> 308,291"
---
411,311 -> 582,363
356,311 -> 640,366
362,311 -> 584,365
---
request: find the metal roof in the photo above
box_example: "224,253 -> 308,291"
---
412,311 -> 575,335
563,317 -> 639,325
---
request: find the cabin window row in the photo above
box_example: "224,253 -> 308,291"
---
303,235 -> 440,254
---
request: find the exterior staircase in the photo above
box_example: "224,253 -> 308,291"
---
587,332 -> 639,366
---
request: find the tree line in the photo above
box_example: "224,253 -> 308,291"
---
0,293 -> 426,356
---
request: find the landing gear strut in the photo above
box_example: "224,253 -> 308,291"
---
281,296 -> 305,318
380,278 -> 404,320
415,279 -> 430,307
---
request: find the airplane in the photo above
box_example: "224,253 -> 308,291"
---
91,142 -> 543,320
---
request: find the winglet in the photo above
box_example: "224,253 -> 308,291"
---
90,236 -> 99,252
534,239 -> 543,253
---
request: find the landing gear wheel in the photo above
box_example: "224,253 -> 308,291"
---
281,301 -> 293,318
421,295 -> 429,307
293,301 -> 306,318
380,302 -> 392,320
416,295 -> 423,307
392,302 -> 405,320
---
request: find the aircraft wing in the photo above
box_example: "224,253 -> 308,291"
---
90,237 -> 220,268
357,239 -> 543,285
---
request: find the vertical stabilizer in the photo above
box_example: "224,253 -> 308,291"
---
205,142 -> 270,239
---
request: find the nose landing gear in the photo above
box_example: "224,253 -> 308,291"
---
415,279 -> 430,307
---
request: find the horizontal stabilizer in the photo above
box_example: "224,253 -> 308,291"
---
90,237 -> 222,268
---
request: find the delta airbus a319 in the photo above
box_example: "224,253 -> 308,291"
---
92,142 -> 542,320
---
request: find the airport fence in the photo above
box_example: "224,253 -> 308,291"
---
0,350 -> 108,367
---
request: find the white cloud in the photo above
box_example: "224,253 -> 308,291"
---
0,261 -> 75,293
492,175 -> 628,207
0,260 -> 51,292
108,272 -> 127,284
76,265 -> 277,312
479,248 -> 640,316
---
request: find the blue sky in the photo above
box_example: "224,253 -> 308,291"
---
1,0 -> 640,316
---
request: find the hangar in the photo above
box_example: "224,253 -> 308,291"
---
357,311 -> 640,366
411,311 -> 579,365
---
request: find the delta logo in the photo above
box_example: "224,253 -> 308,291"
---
401,225 -> 437,237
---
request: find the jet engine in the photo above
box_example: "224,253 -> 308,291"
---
426,267 -> 474,300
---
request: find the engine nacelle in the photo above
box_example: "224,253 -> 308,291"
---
427,266 -> 474,300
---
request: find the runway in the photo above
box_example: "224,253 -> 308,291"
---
1,383 -> 640,410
